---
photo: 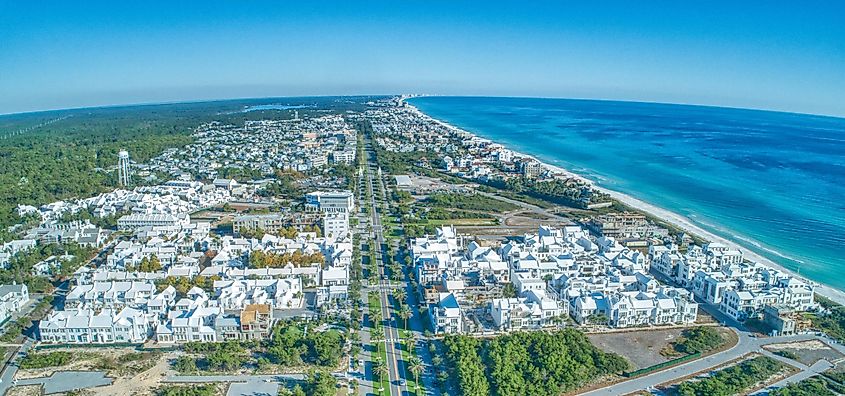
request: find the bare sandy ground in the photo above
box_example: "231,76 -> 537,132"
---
88,352 -> 176,396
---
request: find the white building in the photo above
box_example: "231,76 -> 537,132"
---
118,213 -> 190,231
305,191 -> 355,214
430,293 -> 462,334
38,307 -> 151,344
0,284 -> 30,324
65,281 -> 156,310
491,290 -> 565,331
214,279 -> 303,310
323,212 -> 349,239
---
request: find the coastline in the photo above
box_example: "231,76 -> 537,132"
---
402,97 -> 845,306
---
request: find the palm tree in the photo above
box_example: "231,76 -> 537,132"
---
393,288 -> 406,304
373,360 -> 389,384
399,306 -> 412,330
407,356 -> 424,389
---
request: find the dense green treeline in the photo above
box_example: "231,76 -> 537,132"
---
0,105 -> 199,228
676,356 -> 784,396
179,321 -> 345,374
425,192 -> 518,213
443,334 -> 490,396
483,177 -> 609,209
443,330 -> 629,396
808,295 -> 845,342
0,96 -> 384,229
770,376 -> 839,396
0,242 -> 95,292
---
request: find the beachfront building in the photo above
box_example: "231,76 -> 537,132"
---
410,224 -> 699,333
650,238 -> 816,322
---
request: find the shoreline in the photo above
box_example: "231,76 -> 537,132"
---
401,97 -> 845,305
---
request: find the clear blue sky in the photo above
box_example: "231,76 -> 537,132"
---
2,1 -> 844,116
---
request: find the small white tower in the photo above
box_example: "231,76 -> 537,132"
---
118,150 -> 130,187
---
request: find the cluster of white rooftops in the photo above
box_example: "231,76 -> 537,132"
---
415,224 -> 815,334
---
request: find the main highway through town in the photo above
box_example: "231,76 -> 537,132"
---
363,137 -> 408,396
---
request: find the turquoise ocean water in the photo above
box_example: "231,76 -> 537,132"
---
408,96 -> 845,291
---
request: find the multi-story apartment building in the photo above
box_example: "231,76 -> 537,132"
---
233,214 -> 286,236
305,191 -> 355,214
38,307 -> 151,344
430,293 -> 462,334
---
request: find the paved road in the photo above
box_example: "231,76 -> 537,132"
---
164,374 -> 305,383
0,338 -> 33,395
750,359 -> 833,395
363,138 -> 407,396
14,370 -> 112,394
580,301 -> 845,395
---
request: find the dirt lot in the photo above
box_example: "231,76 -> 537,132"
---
764,339 -> 844,366
5,386 -> 40,396
588,328 -> 686,370
15,347 -> 179,396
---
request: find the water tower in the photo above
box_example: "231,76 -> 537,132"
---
118,150 -> 130,187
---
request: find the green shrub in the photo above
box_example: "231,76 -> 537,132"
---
673,327 -> 725,354
20,351 -> 73,369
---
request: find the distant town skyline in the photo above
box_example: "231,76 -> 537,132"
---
1,1 -> 844,117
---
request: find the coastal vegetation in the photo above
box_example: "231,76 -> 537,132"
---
443,330 -> 629,396
670,327 -> 726,355
424,192 -> 517,213
675,356 -> 785,396
177,320 -> 345,373
770,376 -> 838,396
807,295 -> 845,342
156,384 -> 218,396
482,177 -> 609,209
19,351 -> 74,369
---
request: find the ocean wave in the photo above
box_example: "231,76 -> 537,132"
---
691,217 -> 807,265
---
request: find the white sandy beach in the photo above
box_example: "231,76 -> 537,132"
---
403,97 -> 845,305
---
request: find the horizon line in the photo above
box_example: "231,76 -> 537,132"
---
2,93 -> 843,121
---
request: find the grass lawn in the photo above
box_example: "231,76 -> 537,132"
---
427,218 -> 498,226
377,340 -> 390,396
399,330 -> 422,395
405,218 -> 498,226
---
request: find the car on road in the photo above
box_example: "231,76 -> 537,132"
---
398,379 -> 406,386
